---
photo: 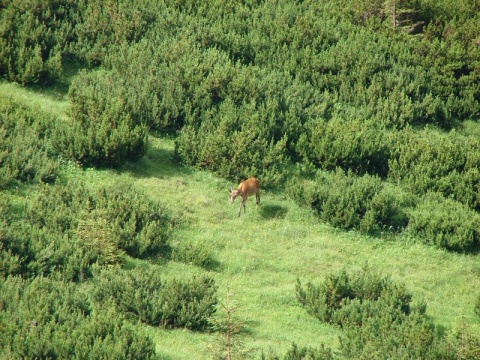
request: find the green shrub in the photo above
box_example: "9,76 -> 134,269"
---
296,266 -> 448,359
286,169 -> 407,235
0,180 -> 173,279
93,266 -> 217,330
296,266 -> 412,326
407,192 -> 480,252
0,275 -> 155,359
0,185 -> 98,280
389,128 -> 480,209
52,70 -> 149,168
175,98 -> 288,187
92,182 -> 172,258
27,180 -> 173,259
72,0 -> 157,66
0,97 -> 60,188
338,305 -> 446,360
75,209 -> 125,266
296,118 -> 392,177
0,0 -> 76,84
172,239 -> 217,270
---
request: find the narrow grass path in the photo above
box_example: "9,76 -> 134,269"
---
0,81 -> 70,120
119,136 -> 480,359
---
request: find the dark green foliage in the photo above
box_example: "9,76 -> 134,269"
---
93,266 -> 217,330
0,186 -> 98,281
296,118 -> 391,177
0,180 -> 173,279
0,97 -> 60,188
296,266 -> 450,359
0,0 -> 78,84
338,306 -> 445,359
389,128 -> 480,210
0,276 -> 155,359
287,169 -> 407,235
52,70 -> 149,168
175,98 -> 288,187
71,0 -> 158,66
92,182 -> 172,258
407,192 -> 480,252
262,343 -> 334,360
282,344 -> 334,360
296,266 -> 412,326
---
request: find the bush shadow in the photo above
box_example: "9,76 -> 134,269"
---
259,204 -> 288,219
120,142 -> 193,179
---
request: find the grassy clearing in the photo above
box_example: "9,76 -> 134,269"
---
115,136 -> 480,358
4,82 -> 480,358
0,80 -> 70,120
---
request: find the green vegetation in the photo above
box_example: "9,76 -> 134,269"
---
1,0 -> 480,358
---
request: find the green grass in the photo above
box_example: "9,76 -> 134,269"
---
0,80 -> 70,120
116,136 -> 480,358
4,83 -> 480,359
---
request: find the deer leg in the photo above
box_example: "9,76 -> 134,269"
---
238,201 -> 242,217
256,191 -> 260,205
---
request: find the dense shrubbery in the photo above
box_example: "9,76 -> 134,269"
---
389,128 -> 480,210
52,70 -> 149,168
296,118 -> 391,177
296,267 -> 413,327
0,97 -> 60,188
296,266 -> 452,359
0,275 -> 156,359
0,177 -> 219,356
408,192 -> 480,251
0,180 -> 173,280
92,181 -> 172,258
286,169 -> 408,235
71,0 -> 158,66
262,343 -> 334,360
175,99 -> 288,186
0,184 -> 96,281
94,266 -> 217,330
0,0 -> 78,84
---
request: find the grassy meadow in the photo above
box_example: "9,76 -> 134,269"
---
98,135 -> 480,359
2,79 -> 480,358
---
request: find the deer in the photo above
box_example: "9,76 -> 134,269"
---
230,177 -> 260,217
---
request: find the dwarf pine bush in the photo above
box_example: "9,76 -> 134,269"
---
296,266 -> 412,326
408,192 -> 480,252
286,169 -> 407,235
93,266 -> 217,330
0,179 -> 173,280
0,275 -> 156,359
53,70 -> 149,168
0,97 -> 60,188
296,266 -> 450,359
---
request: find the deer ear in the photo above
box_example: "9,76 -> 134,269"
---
230,186 -> 233,192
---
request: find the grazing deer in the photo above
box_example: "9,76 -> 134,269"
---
230,177 -> 260,217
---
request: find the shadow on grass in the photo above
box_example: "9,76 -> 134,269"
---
29,56 -> 87,99
121,142 -> 193,180
259,204 -> 288,219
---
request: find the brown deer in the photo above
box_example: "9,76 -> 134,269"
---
230,177 -> 260,217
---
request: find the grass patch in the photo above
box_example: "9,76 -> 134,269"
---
3,83 -> 480,358
119,136 -> 480,359
0,80 -> 70,121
